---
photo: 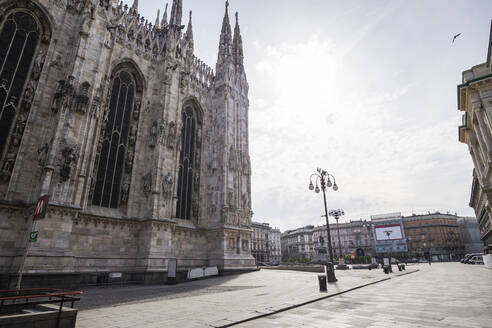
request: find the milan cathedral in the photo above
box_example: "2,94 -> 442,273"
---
0,0 -> 254,287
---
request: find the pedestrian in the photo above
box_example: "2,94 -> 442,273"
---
428,258 -> 431,266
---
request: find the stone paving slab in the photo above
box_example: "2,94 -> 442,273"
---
235,263 -> 492,328
76,266 -> 418,328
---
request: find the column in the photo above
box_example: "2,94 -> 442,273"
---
476,105 -> 492,157
470,147 -> 484,182
472,102 -> 491,157
469,133 -> 487,173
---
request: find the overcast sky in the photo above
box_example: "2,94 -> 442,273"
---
134,0 -> 491,231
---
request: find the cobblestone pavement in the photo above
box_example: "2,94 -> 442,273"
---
76,265 -> 416,328
236,263 -> 492,328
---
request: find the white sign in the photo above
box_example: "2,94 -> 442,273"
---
168,259 -> 177,278
204,267 -> 219,277
187,268 -> 204,279
110,272 -> 122,278
374,224 -> 403,241
370,212 -> 402,220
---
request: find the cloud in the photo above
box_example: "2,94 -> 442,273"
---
133,0 -> 482,232
249,33 -> 474,231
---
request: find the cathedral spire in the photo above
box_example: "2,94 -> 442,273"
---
217,0 -> 233,63
233,12 -> 244,67
161,3 -> 168,27
169,0 -> 183,26
155,9 -> 160,29
131,0 -> 138,13
221,0 -> 232,38
185,10 -> 194,54
185,11 -> 193,42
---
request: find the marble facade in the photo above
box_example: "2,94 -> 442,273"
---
0,0 -> 255,287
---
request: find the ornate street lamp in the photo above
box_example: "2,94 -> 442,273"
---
309,168 -> 339,282
328,209 -> 344,261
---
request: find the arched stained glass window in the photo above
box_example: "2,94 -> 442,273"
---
92,71 -> 135,208
176,106 -> 200,220
0,12 -> 39,164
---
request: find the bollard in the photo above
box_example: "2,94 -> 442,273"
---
318,275 -> 327,292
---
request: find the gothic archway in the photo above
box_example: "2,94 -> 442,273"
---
90,63 -> 144,209
176,100 -> 202,221
0,2 -> 51,182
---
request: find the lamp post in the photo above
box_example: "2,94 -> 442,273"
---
328,209 -> 344,258
329,209 -> 345,269
384,230 -> 393,271
309,168 -> 339,282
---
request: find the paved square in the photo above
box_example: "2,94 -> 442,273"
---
236,263 -> 492,328
76,266 -> 410,327
75,264 -> 491,327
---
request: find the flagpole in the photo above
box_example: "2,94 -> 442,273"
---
16,217 -> 36,291
16,195 -> 49,291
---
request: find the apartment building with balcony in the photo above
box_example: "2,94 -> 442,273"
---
403,213 -> 465,261
312,220 -> 375,258
281,226 -> 315,261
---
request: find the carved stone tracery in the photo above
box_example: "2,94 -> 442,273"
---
162,172 -> 173,206
89,65 -> 144,208
167,121 -> 176,149
143,172 -> 152,196
59,144 -> 79,182
0,2 -> 51,182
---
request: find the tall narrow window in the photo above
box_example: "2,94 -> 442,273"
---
176,106 -> 199,220
0,12 -> 39,164
92,71 -> 135,208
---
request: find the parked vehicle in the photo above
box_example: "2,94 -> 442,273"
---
464,253 -> 484,264
468,255 -> 484,265
461,254 -> 474,263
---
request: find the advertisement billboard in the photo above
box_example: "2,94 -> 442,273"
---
374,224 -> 403,241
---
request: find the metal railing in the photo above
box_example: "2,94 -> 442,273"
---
0,288 -> 82,328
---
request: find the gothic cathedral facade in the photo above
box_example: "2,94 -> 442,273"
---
0,0 -> 254,287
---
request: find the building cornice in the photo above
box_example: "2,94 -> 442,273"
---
487,20 -> 492,68
457,73 -> 492,111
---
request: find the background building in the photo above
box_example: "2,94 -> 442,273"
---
251,222 -> 270,263
457,216 -> 484,254
457,22 -> 492,258
281,226 -> 314,261
268,227 -> 282,263
251,222 -> 281,264
371,213 -> 408,256
0,0 -> 255,288
403,213 -> 464,261
312,220 -> 375,258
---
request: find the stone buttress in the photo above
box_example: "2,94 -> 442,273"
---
0,0 -> 254,288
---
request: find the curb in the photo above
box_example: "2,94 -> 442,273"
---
216,269 -> 420,328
